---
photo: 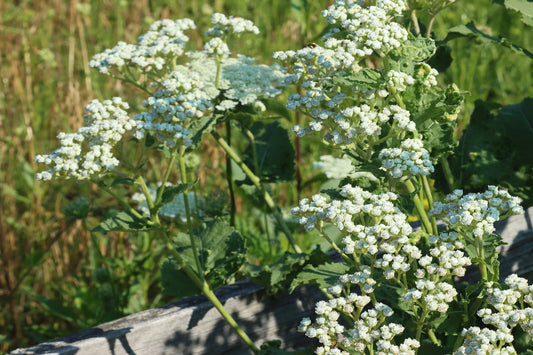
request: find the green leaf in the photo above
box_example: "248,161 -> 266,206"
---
289,262 -> 351,293
394,36 -> 436,62
443,21 -> 533,59
261,97 -> 292,120
187,115 -> 217,150
63,196 -> 90,220
496,0 -> 533,26
200,219 -> 246,288
245,247 -> 330,296
242,121 -> 295,182
159,181 -> 196,205
161,258 -> 200,299
428,45 -> 453,73
328,68 -> 382,89
162,219 -> 246,298
92,210 -> 152,234
111,177 -> 135,187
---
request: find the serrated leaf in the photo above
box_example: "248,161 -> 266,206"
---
92,210 -> 152,234
187,115 -> 217,150
499,0 -> 533,26
444,21 -> 533,59
289,262 -> 351,293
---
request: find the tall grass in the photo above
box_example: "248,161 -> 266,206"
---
0,0 -> 531,352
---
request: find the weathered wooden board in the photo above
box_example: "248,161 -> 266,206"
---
10,207 -> 533,355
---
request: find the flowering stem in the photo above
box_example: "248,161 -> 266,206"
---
404,179 -> 432,233
160,229 -> 259,352
211,130 -> 302,253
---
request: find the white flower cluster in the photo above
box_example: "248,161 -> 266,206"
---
291,184 -> 404,234
133,68 -> 212,147
379,138 -> 434,178
89,19 -> 196,74
131,182 -> 201,222
204,13 -> 259,38
322,0 -> 408,58
429,186 -> 524,239
290,100 -> 416,146
417,231 -> 472,279
187,52 -> 287,111
454,326 -> 516,355
299,283 -> 420,355
455,274 -> 533,354
293,184 -> 419,283
203,37 -> 231,59
35,98 -> 136,181
387,70 -> 415,92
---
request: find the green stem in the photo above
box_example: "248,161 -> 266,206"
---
416,308 -> 429,341
421,175 -> 438,235
211,131 -> 302,253
136,175 -> 156,214
404,179 -> 432,234
178,145 -> 203,278
161,230 -> 258,352
428,329 -> 440,346
426,14 -> 437,38
410,9 -> 421,36
226,121 -> 236,227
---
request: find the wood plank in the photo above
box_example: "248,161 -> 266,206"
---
10,207 -> 533,355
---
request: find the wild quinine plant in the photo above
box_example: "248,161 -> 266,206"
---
33,0 -> 533,354
278,0 -> 533,354
34,13 -> 304,352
